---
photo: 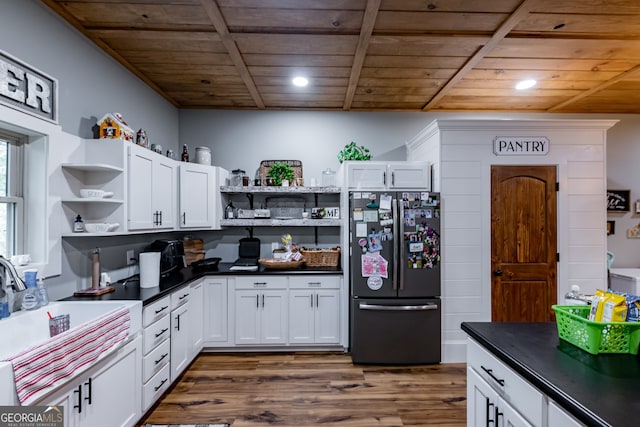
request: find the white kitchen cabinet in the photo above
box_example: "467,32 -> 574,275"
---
170,287 -> 191,381
548,400 -> 585,427
43,336 -> 142,427
203,277 -> 230,346
128,143 -> 176,230
141,295 -> 171,411
344,161 -> 430,190
188,279 -> 204,359
234,276 -> 288,345
289,276 -> 340,344
179,162 -> 218,228
466,338 -> 543,427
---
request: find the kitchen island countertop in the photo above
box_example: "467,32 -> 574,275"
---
63,262 -> 342,306
462,321 -> 640,427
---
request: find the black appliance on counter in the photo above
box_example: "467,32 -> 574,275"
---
143,239 -> 186,277
349,191 -> 441,364
230,237 -> 260,271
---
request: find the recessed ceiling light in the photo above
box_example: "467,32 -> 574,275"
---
292,76 -> 309,87
515,79 -> 537,90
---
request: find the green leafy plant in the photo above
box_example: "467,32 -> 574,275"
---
267,162 -> 294,185
338,141 -> 372,163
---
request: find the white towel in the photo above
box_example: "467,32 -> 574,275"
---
4,305 -> 130,405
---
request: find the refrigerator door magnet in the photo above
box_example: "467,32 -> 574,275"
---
368,231 -> 383,252
367,276 -> 383,291
361,252 -> 389,278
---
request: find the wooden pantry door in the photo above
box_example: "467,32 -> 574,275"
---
491,165 -> 557,322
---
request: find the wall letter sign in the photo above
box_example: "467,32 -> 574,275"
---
0,50 -> 57,123
493,136 -> 549,156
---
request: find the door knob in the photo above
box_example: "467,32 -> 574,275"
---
493,269 -> 503,276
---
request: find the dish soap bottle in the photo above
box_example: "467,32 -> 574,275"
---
73,214 -> 84,232
37,278 -> 48,307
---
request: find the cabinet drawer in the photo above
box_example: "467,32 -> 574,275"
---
235,276 -> 288,290
467,338 -> 544,426
143,296 -> 171,327
143,314 -> 170,355
171,286 -> 192,310
289,275 -> 340,289
143,363 -> 171,411
143,338 -> 171,383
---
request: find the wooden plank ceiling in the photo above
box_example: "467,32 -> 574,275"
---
41,0 -> 640,113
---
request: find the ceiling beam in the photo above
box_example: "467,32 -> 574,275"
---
548,63 -> 640,111
39,0 -> 178,107
343,0 -> 381,110
422,0 -> 537,111
199,0 -> 265,109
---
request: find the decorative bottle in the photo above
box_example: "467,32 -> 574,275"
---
181,144 -> 190,162
73,215 -> 84,232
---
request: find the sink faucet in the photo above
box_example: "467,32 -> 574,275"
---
0,255 -> 27,292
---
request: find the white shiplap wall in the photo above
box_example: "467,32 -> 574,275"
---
407,119 -> 617,362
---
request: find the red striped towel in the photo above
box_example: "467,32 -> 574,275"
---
4,305 -> 130,405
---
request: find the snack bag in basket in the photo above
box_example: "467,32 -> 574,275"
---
601,291 -> 627,322
589,289 -> 607,321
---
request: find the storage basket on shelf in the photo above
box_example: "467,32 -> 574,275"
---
299,247 -> 340,268
552,305 -> 640,355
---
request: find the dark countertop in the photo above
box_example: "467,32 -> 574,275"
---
63,262 -> 342,306
461,322 -> 640,427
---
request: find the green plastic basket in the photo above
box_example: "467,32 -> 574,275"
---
552,305 -> 640,355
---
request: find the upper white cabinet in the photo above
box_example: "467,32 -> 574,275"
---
344,161 -> 430,190
179,162 -> 218,229
128,143 -> 177,231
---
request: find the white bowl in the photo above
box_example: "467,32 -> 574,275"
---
84,223 -> 118,233
80,189 -> 104,198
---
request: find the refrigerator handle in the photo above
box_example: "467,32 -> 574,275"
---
359,303 -> 439,311
393,198 -> 399,291
396,198 -> 404,290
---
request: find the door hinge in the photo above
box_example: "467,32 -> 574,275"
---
555,182 -> 559,191
557,253 -> 560,262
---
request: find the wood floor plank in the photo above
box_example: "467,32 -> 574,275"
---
139,352 -> 467,426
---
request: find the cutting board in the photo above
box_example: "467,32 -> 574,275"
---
183,238 -> 205,265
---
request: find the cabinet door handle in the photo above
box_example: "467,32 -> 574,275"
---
182,212 -> 186,225
256,294 -> 259,308
154,378 -> 168,392
262,294 -> 265,308
391,172 -> 395,186
159,210 -> 163,225
310,293 -> 314,308
481,365 -> 505,386
316,293 -> 319,307
155,305 -> 168,314
155,327 -> 169,338
73,384 -> 82,413
84,377 -> 92,405
179,292 -> 190,300
175,313 -> 181,331
495,406 -> 503,427
253,282 -> 267,286
485,397 -> 494,426
383,171 -> 386,185
308,281 -> 321,286
155,352 -> 169,365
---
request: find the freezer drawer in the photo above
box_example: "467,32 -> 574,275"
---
350,298 -> 441,364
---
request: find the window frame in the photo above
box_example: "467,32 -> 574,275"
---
0,129 -> 26,257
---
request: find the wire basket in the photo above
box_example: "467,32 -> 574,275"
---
552,305 -> 640,355
299,247 -> 340,268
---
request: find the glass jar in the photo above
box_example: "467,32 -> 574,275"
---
322,168 -> 336,187
231,169 -> 245,186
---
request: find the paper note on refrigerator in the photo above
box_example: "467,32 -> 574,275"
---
380,194 -> 392,210
355,222 -> 368,237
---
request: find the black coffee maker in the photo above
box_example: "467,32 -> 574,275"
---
143,239 -> 186,277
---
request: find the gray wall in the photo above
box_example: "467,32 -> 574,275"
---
0,0 -> 179,146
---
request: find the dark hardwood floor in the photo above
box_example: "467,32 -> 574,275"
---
139,352 -> 467,426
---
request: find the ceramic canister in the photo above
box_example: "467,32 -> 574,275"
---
194,147 -> 211,165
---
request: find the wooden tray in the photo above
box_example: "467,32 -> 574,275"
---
259,258 -> 305,270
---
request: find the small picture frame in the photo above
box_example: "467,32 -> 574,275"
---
607,220 -> 615,236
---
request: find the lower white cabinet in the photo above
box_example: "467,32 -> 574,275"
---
170,280 -> 204,381
548,400 -> 585,427
203,277 -> 229,346
43,336 -> 142,427
466,338 -> 543,427
234,276 -> 288,345
289,276 -> 340,344
188,279 -> 204,359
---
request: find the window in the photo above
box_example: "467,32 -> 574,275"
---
0,130 -> 24,258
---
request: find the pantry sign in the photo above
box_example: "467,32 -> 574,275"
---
493,136 -> 549,156
0,50 -> 57,123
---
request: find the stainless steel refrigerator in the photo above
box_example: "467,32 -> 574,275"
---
349,190 -> 441,364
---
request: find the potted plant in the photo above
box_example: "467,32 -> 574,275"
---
267,162 -> 294,186
338,141 -> 372,163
